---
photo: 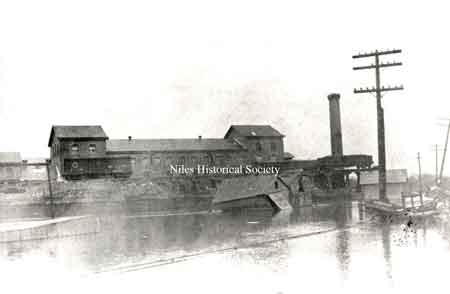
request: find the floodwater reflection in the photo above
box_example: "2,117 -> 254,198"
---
2,201 -> 450,292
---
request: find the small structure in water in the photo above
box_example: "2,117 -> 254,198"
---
360,169 -> 408,203
212,175 -> 294,213
362,169 -> 438,217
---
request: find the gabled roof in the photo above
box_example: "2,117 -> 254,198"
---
224,125 -> 284,138
360,169 -> 408,185
0,152 -> 22,163
107,138 -> 245,152
213,175 -> 288,204
48,125 -> 108,146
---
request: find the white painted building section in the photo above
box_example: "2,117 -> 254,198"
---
360,169 -> 408,202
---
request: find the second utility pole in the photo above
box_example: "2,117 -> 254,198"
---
353,49 -> 404,202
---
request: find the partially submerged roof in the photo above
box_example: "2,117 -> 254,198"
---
107,138 -> 245,152
0,152 -> 22,163
283,152 -> 295,160
213,175 -> 288,204
360,169 -> 408,185
224,125 -> 284,138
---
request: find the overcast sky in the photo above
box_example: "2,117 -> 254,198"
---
0,0 -> 449,174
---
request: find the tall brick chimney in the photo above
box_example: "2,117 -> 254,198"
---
328,93 -> 343,157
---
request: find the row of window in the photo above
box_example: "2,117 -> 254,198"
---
71,144 -> 96,153
255,142 -> 278,153
149,153 -> 234,168
55,143 -> 276,157
1,167 -> 18,178
51,143 -> 97,155
151,154 -> 213,167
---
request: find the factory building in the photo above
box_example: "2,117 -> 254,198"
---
106,136 -> 251,178
47,125 -> 290,192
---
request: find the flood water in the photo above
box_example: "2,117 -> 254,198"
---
2,201 -> 450,293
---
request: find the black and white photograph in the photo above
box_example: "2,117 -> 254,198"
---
0,1 -> 449,293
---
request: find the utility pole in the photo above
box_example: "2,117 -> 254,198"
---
431,144 -> 444,185
439,119 -> 450,185
417,152 -> 424,207
45,159 -> 54,218
417,152 -> 422,195
353,49 -> 404,202
434,144 -> 439,184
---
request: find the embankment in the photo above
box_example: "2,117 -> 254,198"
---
0,178 -> 212,219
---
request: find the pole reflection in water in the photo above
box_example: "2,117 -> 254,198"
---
335,201 -> 352,282
358,200 -> 365,221
381,223 -> 393,283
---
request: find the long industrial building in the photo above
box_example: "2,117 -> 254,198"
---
47,124 -> 292,194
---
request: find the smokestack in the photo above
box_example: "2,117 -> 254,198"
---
198,135 -> 202,140
128,136 -> 132,141
328,93 -> 343,157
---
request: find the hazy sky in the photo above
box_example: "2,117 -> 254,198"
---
0,0 -> 449,174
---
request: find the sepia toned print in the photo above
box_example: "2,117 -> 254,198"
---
2,1 -> 450,293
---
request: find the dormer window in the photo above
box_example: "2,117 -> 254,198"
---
88,144 -> 96,153
71,144 -> 79,152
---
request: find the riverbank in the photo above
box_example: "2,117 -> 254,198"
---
0,178 -> 213,220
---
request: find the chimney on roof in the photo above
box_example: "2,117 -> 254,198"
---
128,136 -> 132,141
198,135 -> 202,140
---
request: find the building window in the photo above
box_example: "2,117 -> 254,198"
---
165,157 -> 173,167
178,156 -> 185,166
152,156 -> 161,166
274,181 -> 279,189
215,155 -> 224,166
6,167 -> 14,178
179,183 -> 186,194
256,142 -> 262,152
203,154 -> 211,165
191,156 -> 198,166
94,160 -> 102,168
71,144 -> 79,152
88,144 -> 96,153
270,142 -> 277,152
